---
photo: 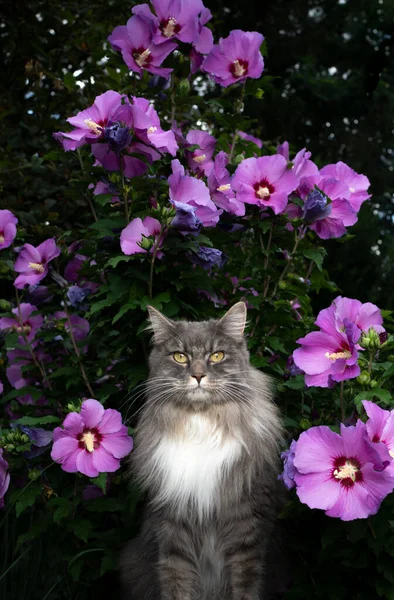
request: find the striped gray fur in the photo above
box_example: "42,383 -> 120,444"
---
120,303 -> 285,600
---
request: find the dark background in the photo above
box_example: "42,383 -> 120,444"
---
1,0 -> 393,307
1,1 -> 394,598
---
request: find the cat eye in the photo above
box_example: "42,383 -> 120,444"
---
209,351 -> 225,363
173,352 -> 188,364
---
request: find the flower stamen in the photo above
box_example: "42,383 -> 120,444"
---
232,59 -> 247,77
0,234 -> 4,243
325,350 -> 352,360
333,459 -> 360,484
162,17 -> 177,38
80,430 -> 96,453
217,184 -> 231,192
193,154 -> 206,164
134,48 -> 152,68
83,119 -> 103,136
28,262 -> 45,273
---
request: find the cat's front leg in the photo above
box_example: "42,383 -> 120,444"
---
157,519 -> 200,600
158,551 -> 199,600
227,546 -> 264,600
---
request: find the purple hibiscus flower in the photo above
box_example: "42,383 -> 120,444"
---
238,131 -> 263,149
54,90 -> 123,151
299,176 -> 358,239
108,13 -> 177,78
0,210 -> 18,250
169,159 -> 222,227
89,181 -> 120,204
0,449 -> 10,509
14,239 -> 60,289
293,422 -> 394,521
202,30 -> 264,87
133,0 -> 205,46
277,141 -> 289,160
232,155 -> 299,215
51,399 -> 133,477
120,216 -> 162,255
207,152 -> 245,216
170,203 -> 203,234
185,129 -> 216,176
0,303 -> 43,343
363,400 -> 394,477
278,440 -> 298,490
64,253 -> 99,295
6,349 -> 34,389
320,161 -> 371,212
190,246 -> 227,270
189,6 -> 213,72
53,312 -> 90,343
293,319 -> 361,388
91,96 -> 178,177
292,148 -> 318,179
316,296 -> 385,339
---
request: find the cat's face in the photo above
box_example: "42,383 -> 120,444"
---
147,303 -> 250,407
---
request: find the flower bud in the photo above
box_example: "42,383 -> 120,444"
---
278,280 -> 287,290
357,371 -> 371,386
139,236 -> 155,251
66,400 -> 82,413
0,299 -> 12,310
360,328 -> 382,350
28,469 -> 41,481
369,379 -> 378,389
300,418 -> 312,430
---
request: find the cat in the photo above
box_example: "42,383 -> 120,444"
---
120,302 -> 284,600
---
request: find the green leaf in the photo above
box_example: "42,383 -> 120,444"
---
90,473 -> 107,494
105,255 -> 137,268
63,72 -> 75,90
15,484 -> 41,518
303,247 -> 326,272
283,376 -> 306,390
1,386 -> 44,404
67,518 -> 93,543
14,415 -> 61,426
94,193 -> 114,206
354,388 -> 393,412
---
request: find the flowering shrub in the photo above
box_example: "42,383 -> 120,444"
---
1,1 -> 394,598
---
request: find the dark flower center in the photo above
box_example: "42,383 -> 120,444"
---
160,17 -> 181,38
230,59 -> 249,78
133,47 -> 153,67
332,456 -> 362,487
254,179 -> 275,201
78,427 -> 103,452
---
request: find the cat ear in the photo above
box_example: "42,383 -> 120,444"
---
219,302 -> 247,337
147,305 -> 176,344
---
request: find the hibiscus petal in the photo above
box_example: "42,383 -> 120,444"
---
76,449 -> 99,477
51,437 -> 79,462
92,447 -> 121,472
295,470 -> 340,510
100,431 -> 134,459
98,409 -> 123,434
80,399 -> 105,429
294,426 -> 343,473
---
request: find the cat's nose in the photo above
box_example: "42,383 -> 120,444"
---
192,373 -> 206,384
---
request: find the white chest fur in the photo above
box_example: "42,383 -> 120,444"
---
150,414 -> 242,518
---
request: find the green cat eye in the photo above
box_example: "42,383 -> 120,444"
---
173,352 -> 188,364
210,351 -> 225,363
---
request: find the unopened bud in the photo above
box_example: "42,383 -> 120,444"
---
357,371 -> 371,386
66,401 -> 82,414
28,469 -> 41,481
139,236 -> 154,251
278,280 -> 287,290
0,299 -> 11,310
300,418 -> 311,430
369,380 -> 378,389
360,328 -> 381,351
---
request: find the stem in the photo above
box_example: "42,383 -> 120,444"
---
77,149 -> 98,222
228,80 -> 246,164
148,229 -> 166,299
269,226 -> 305,299
367,350 -> 374,374
228,132 -> 238,164
340,381 -> 345,423
15,289 -> 53,391
170,74 -> 176,125
119,158 -> 130,224
62,301 -> 95,397
262,223 -> 274,298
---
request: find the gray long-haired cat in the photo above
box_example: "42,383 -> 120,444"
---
120,302 -> 284,600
